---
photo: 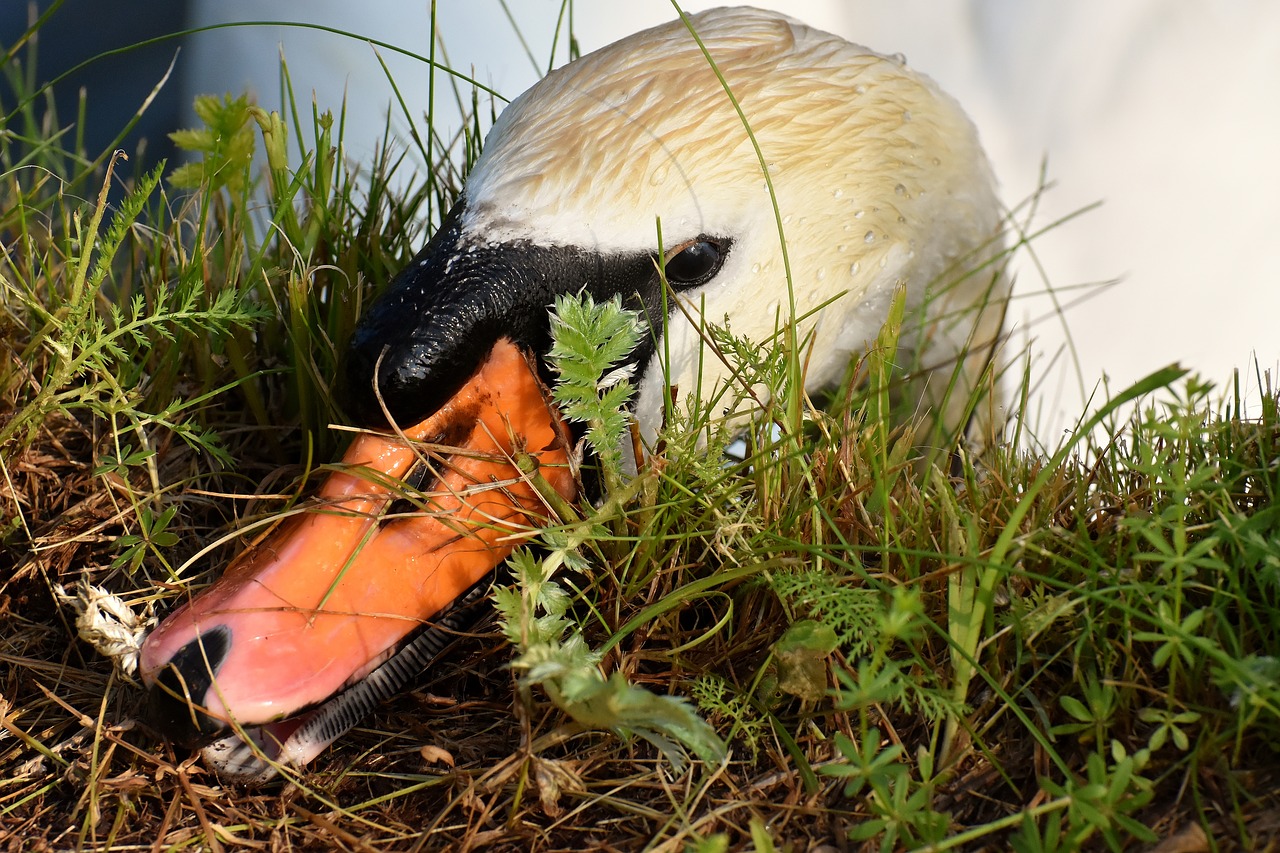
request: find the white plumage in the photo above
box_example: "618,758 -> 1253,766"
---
461,6 -> 1008,437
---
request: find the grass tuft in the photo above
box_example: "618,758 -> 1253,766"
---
1,13 -> 1277,852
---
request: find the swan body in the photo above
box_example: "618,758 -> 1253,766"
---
140,6 -> 1008,777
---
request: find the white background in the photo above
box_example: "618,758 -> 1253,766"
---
187,1 -> 1280,438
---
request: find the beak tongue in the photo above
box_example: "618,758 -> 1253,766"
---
139,338 -> 575,752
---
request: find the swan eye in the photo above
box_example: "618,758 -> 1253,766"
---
663,239 -> 725,288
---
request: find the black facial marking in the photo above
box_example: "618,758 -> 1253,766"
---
344,195 -> 731,429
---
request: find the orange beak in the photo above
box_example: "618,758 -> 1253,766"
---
139,339 -> 575,771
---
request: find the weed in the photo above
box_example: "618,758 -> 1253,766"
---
2,10 -> 1278,851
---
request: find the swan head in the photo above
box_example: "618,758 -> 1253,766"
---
139,6 -> 1007,777
346,6 -> 1004,442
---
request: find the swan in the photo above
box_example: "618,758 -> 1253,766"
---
138,6 -> 1008,778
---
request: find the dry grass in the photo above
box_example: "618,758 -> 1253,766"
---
4,13 -> 1280,852
5,363 -> 1279,850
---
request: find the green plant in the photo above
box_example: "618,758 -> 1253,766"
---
495,293 -> 726,770
4,9 -> 1279,850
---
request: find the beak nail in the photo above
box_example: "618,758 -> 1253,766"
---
144,625 -> 231,746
